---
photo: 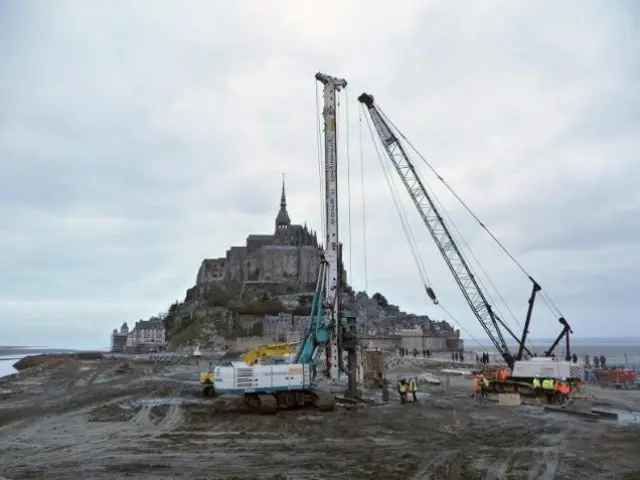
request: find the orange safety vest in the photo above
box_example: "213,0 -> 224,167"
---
472,377 -> 480,391
559,383 -> 570,395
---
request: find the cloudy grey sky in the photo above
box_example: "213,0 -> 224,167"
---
1,1 -> 638,349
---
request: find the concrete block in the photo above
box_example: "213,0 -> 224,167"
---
498,393 -> 522,406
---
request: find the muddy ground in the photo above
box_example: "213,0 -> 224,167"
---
0,356 -> 639,479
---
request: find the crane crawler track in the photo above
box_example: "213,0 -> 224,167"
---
488,380 -> 535,397
243,389 -> 336,414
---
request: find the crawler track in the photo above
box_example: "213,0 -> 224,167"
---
242,389 -> 336,414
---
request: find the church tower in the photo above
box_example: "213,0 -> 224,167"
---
275,175 -> 290,243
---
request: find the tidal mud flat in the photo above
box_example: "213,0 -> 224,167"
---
0,355 -> 639,479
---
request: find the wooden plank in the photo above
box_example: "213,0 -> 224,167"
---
592,409 -> 619,419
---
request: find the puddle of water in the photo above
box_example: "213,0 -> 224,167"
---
129,397 -> 205,407
614,409 -> 640,426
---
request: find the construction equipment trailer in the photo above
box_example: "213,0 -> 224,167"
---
358,93 -> 583,396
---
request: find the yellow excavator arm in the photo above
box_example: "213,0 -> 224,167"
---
242,342 -> 298,365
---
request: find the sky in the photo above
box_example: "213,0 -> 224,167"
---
0,1 -> 638,349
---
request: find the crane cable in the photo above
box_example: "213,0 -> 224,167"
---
358,107 -> 370,331
361,105 -> 434,292
344,88 -> 353,278
315,82 -> 326,242
385,122 -> 532,349
360,105 -> 486,350
414,156 -> 538,354
376,106 -> 565,321
375,108 -> 538,353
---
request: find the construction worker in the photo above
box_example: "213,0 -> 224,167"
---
555,377 -> 571,404
541,376 -> 555,404
478,372 -> 489,399
397,377 -> 407,404
409,377 -> 418,403
532,374 -> 542,398
472,372 -> 481,400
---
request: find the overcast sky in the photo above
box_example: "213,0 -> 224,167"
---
1,1 -> 638,350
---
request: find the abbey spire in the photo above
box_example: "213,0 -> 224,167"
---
275,173 -> 291,228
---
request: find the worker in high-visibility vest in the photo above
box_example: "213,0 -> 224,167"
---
472,373 -> 481,400
409,377 -> 418,403
554,377 -> 571,404
478,372 -> 489,399
397,378 -> 408,404
532,374 -> 542,395
541,377 -> 555,404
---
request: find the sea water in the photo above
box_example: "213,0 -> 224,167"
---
465,338 -> 640,367
0,354 -> 23,378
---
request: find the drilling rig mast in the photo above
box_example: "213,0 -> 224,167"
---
316,73 -> 360,395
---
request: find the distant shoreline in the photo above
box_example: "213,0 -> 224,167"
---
0,347 -> 79,357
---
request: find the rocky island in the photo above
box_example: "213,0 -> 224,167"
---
112,178 -> 463,353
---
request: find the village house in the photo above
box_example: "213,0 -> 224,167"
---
125,319 -> 167,352
110,319 -> 167,353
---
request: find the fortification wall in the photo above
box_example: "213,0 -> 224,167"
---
226,246 -> 247,283
260,246 -> 298,281
196,258 -> 227,285
299,246 -> 321,283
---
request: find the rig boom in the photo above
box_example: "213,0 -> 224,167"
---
358,93 -> 514,367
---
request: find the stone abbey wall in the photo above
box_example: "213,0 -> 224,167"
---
195,179 -> 321,292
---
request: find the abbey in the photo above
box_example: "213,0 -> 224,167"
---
196,179 -> 322,291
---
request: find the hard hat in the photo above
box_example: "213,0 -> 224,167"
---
535,374 -> 540,377
561,377 -> 566,381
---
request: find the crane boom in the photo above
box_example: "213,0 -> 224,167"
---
358,93 -> 514,367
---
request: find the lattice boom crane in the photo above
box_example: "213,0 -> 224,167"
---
357,92 -> 583,394
358,92 -> 519,367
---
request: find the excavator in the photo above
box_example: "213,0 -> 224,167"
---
199,342 -> 298,396
358,93 -> 584,397
199,257 -> 340,412
197,72 -> 355,413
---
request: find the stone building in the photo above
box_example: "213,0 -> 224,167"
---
195,178 -> 322,293
263,312 -> 308,343
110,322 -> 129,353
399,327 -> 448,351
124,319 -> 167,352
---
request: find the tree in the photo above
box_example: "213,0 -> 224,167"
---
168,301 -> 181,315
372,292 -> 389,308
297,294 -> 313,306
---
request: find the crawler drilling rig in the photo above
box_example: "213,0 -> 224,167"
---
197,73 -> 360,412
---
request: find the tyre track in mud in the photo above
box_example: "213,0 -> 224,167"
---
0,365 -> 191,478
3,359 -> 640,479
1,399 -> 189,477
401,401 -> 588,479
